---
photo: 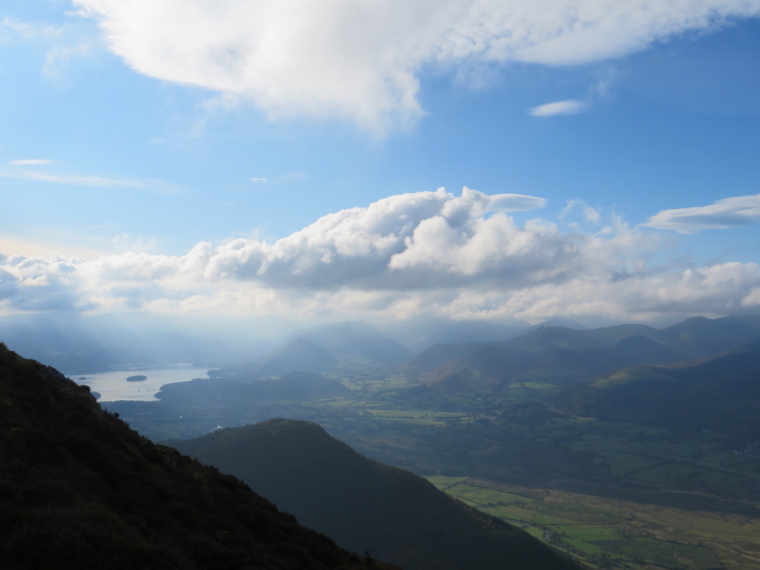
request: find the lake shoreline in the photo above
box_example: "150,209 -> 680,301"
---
73,365 -> 213,402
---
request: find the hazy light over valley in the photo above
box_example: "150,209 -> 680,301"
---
2,1 -> 760,334
5,6 -> 760,567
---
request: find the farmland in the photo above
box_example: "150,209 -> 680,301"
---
106,362 -> 760,569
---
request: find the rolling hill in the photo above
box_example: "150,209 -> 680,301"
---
556,340 -> 760,440
419,335 -> 689,394
169,418 -> 583,570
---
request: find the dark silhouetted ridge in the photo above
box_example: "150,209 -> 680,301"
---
0,343 -> 392,569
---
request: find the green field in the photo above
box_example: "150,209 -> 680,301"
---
427,476 -> 760,569
107,366 -> 760,569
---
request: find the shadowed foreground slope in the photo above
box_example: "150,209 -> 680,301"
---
170,419 -> 583,570
0,343 -> 393,570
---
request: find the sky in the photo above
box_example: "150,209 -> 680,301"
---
2,0 -> 760,330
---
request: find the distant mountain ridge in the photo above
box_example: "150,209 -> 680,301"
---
556,340 -> 760,439
294,321 -> 413,365
169,418 -> 582,570
402,319 -> 532,351
216,321 -> 413,379
0,343 -> 391,569
256,337 -> 338,376
403,314 -> 760,394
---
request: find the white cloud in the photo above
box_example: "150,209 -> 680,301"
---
645,193 -> 760,233
5,186 -> 760,323
2,16 -> 62,40
249,172 -> 308,185
2,15 -> 95,77
742,287 -> 760,307
0,166 -> 177,193
529,99 -> 589,117
42,40 -> 94,77
560,200 -> 601,224
0,254 -> 92,312
9,159 -> 55,166
71,0 -> 760,131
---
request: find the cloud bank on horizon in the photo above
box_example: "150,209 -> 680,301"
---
72,0 -> 760,132
3,187 -> 760,324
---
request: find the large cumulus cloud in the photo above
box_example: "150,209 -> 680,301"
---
72,0 -> 760,131
204,187 -> 553,288
0,254 -> 91,312
4,187 -> 760,323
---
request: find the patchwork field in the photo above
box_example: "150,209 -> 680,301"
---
428,476 -> 760,569
107,364 -> 760,569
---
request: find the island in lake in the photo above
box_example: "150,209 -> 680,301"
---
126,375 -> 148,382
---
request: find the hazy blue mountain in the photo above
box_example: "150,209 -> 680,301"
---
0,312 -> 237,373
294,321 -> 413,364
0,313 -> 117,372
169,419 -> 582,570
511,315 -> 760,356
210,322 -> 410,379
659,314 -> 760,356
408,319 -> 531,351
403,315 -> 760,387
0,343 -> 390,569
255,337 -> 337,376
506,324 -> 661,352
422,335 -> 690,394
405,324 -> 664,379
531,317 -> 589,330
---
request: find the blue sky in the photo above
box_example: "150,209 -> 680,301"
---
2,0 -> 760,328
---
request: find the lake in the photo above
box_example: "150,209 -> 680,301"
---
73,364 -> 212,402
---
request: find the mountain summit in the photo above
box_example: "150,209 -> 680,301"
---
170,418 -> 582,570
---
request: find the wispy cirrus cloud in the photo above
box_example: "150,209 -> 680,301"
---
71,0 -> 760,132
250,172 -> 307,186
0,166 -> 177,193
2,16 -> 62,41
645,193 -> 760,233
528,99 -> 589,117
2,15 -> 95,78
560,200 -> 601,224
9,159 -> 56,166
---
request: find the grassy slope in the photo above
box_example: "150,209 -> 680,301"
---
169,419 -> 583,570
0,343 -> 392,570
